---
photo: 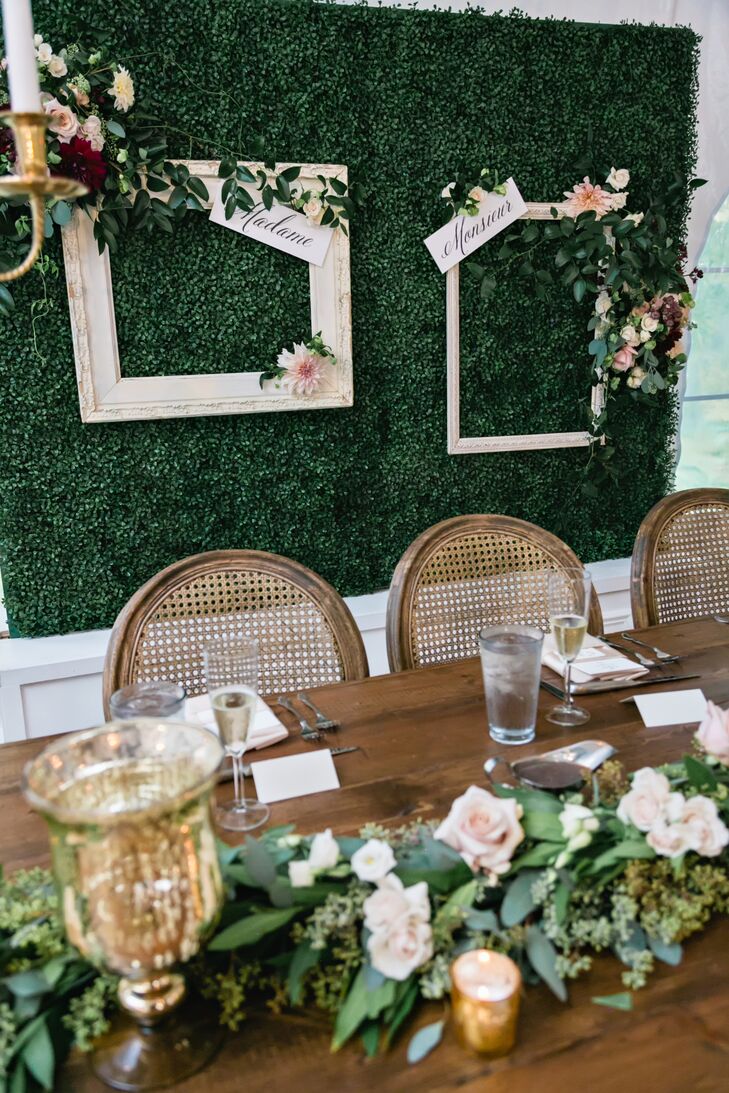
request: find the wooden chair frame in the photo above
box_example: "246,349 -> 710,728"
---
386,514 -> 604,672
103,549 -> 368,716
631,487 -> 729,628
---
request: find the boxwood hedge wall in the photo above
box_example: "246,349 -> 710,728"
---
0,1 -> 698,636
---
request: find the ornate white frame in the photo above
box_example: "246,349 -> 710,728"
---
62,161 -> 353,422
447,201 -> 603,454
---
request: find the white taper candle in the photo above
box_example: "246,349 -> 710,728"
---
1,0 -> 41,112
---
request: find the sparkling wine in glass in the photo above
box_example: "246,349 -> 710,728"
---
547,569 -> 592,727
203,639 -> 269,832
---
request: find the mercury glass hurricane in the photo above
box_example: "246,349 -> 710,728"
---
23,719 -> 225,1091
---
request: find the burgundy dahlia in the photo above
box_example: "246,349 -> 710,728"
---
54,136 -> 107,192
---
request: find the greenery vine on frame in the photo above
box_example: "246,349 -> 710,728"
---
462,155 -> 705,492
0,34 -> 364,317
2,704 -> 729,1088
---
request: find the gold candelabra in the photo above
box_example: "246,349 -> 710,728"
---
0,112 -> 88,281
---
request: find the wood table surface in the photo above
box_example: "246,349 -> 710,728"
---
3,618 -> 729,1092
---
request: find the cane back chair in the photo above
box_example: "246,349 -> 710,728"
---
631,488 -> 729,629
386,514 -> 604,672
103,550 -> 368,716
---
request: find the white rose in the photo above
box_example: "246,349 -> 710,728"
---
681,795 -> 729,857
308,829 -> 339,871
641,314 -> 659,333
610,191 -> 628,210
559,802 -> 599,839
42,96 -> 79,143
351,838 -> 396,883
607,167 -> 630,190
640,329 -> 651,343
47,55 -> 67,78
302,196 -> 323,223
36,42 -> 53,65
81,114 -> 104,152
440,182 -> 455,198
34,34 -> 43,48
367,910 -> 433,981
647,820 -> 692,859
621,324 -> 640,347
288,860 -> 314,887
468,186 -> 486,203
595,292 -> 612,316
626,212 -> 644,226
363,874 -> 429,933
697,700 -> 729,765
435,785 -> 524,875
617,768 -> 671,832
627,366 -> 647,389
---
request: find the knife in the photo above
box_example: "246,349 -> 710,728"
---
540,673 -> 701,700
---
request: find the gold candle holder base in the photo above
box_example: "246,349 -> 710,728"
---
91,992 -> 225,1092
0,111 -> 89,281
450,950 -> 522,1057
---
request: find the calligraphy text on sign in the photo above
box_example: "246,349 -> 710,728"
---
424,178 -> 527,274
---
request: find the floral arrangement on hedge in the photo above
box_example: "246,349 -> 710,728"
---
463,157 -> 705,491
2,704 -> 729,1087
260,332 -> 336,394
0,35 -> 364,319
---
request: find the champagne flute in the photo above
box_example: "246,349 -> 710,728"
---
546,569 -> 592,727
203,638 -> 270,832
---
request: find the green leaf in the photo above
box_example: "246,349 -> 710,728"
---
242,836 -> 277,888
236,164 -> 256,183
288,940 -> 321,1005
276,175 -> 291,203
187,176 -> 209,201
554,882 -> 570,925
573,277 -> 587,303
464,908 -> 500,932
0,284 -> 15,313
683,755 -> 717,791
526,925 -> 567,1002
592,992 -> 633,1011
167,186 -> 188,210
361,1022 -> 380,1058
332,968 -> 369,1050
492,783 -> 561,813
218,157 -> 236,178
335,836 -> 366,858
106,119 -> 125,138
406,1020 -> 444,1064
22,1023 -> 54,1091
501,870 -> 540,927
280,165 -> 302,183
145,175 -> 170,192
50,201 -> 72,226
648,935 -> 682,965
9,1060 -> 27,1092
383,978 -> 419,1047
208,906 -> 298,950
4,971 -> 49,998
521,811 -> 563,842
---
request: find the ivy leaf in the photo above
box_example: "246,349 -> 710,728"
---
406,1020 -> 444,1064
526,924 -> 567,1001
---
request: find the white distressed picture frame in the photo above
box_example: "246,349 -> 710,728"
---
447,201 -> 604,454
63,161 -> 353,422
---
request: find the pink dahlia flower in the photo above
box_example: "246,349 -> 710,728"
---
278,342 -> 325,395
563,176 -> 614,220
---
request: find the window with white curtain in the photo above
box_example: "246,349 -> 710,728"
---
676,192 -> 729,490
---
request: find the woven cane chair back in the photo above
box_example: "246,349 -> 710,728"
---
103,550 -> 368,716
386,515 -> 604,672
631,488 -> 729,628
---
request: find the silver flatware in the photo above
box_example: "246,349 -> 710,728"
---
275,696 -> 321,741
541,673 -> 700,700
598,635 -> 662,668
296,693 -> 339,732
620,632 -> 678,661
714,614 -> 729,624
330,745 -> 360,756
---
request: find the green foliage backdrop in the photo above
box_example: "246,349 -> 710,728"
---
0,1 -> 698,636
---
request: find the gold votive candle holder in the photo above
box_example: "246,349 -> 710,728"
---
450,950 -> 522,1056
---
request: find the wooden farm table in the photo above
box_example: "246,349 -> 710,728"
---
2,618 -> 729,1092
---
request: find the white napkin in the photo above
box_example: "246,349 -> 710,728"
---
542,633 -> 649,684
185,693 -> 288,750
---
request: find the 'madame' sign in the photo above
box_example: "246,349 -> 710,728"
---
209,186 -> 333,267
425,178 -> 527,274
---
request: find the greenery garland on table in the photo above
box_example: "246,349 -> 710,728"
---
0,33 -> 363,319
2,705 -> 729,1088
462,156 -> 705,491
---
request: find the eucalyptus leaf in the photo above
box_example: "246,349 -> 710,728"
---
106,119 -> 125,138
501,870 -> 540,927
406,1020 -> 444,1064
464,908 -> 500,932
648,935 -> 682,965
50,202 -> 72,226
22,1022 -> 54,1091
526,925 -> 567,1001
592,992 -> 633,1011
4,971 -> 50,998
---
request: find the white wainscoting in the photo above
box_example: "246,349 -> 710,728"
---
0,557 -> 632,743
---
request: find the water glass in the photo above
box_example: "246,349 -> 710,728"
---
479,625 -> 544,745
109,680 -> 186,721
203,638 -> 269,832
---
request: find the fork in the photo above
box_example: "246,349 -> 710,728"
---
599,635 -> 661,669
297,693 -> 339,733
276,696 -> 322,741
619,633 -> 680,662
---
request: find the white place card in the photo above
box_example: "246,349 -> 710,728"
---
209,188 -> 333,267
633,689 -> 708,728
251,749 -> 340,804
424,177 -> 527,274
